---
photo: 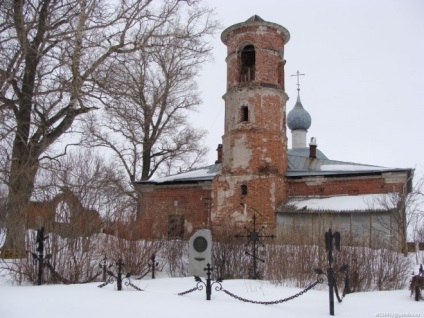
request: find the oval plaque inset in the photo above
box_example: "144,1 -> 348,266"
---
193,236 -> 208,253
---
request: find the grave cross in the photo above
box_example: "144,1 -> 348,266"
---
235,214 -> 274,279
97,257 -> 142,291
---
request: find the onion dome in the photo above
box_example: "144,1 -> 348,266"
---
287,94 -> 311,131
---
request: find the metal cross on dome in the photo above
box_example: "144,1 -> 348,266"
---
235,214 -> 274,279
291,70 -> 305,92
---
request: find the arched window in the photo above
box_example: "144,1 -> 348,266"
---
55,201 -> 71,223
240,45 -> 255,82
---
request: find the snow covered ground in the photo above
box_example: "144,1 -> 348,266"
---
0,273 -> 422,318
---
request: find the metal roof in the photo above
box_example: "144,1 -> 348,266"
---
136,163 -> 221,185
245,15 -> 265,22
137,147 -> 412,185
288,147 -> 328,161
221,16 -> 290,45
286,147 -> 411,177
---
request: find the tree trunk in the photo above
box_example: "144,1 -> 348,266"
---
141,141 -> 152,181
2,149 -> 38,256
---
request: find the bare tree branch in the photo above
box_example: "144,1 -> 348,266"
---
0,0 -> 218,251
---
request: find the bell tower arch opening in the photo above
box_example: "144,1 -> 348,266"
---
240,44 -> 255,82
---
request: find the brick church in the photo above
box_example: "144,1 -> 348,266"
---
134,16 -> 413,251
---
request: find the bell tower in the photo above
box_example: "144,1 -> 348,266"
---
212,16 -> 290,228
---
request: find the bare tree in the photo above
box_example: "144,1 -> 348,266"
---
35,149 -> 132,220
82,10 -> 216,188
0,0 -> 217,253
408,176 -> 424,243
0,148 -> 134,284
372,175 -> 424,253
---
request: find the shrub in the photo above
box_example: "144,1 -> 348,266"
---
265,230 -> 412,291
160,239 -> 188,277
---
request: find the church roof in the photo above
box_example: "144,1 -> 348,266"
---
288,147 -> 328,160
221,15 -> 290,45
245,15 -> 265,22
137,148 -> 411,185
139,163 -> 221,184
286,148 -> 411,177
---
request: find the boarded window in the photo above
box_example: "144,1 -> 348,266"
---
168,215 -> 184,238
240,45 -> 255,82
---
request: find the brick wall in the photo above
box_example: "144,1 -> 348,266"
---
137,182 -> 212,239
211,174 -> 286,229
288,175 -> 404,197
213,19 -> 290,231
222,24 -> 289,90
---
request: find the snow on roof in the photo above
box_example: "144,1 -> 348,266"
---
147,164 -> 220,183
285,194 -> 395,212
320,164 -> 387,171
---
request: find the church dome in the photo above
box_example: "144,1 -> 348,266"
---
287,95 -> 311,131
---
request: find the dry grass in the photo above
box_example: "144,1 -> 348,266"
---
1,228 -> 413,292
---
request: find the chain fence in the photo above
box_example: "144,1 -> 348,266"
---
221,279 -> 321,305
178,277 -> 323,304
177,286 -> 202,296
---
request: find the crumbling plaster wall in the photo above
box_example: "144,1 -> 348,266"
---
221,87 -> 288,175
212,20 -> 290,230
211,174 -> 286,229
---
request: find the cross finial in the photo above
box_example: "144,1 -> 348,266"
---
291,70 -> 306,93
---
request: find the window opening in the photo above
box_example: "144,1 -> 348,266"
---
241,184 -> 248,196
240,45 -> 255,82
241,106 -> 249,122
168,215 -> 184,238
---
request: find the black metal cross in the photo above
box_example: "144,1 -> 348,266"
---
235,214 -> 274,279
98,257 -> 142,291
204,263 -> 213,300
193,263 -> 223,301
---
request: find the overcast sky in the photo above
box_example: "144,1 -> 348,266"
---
191,0 -> 424,179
